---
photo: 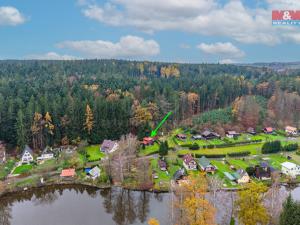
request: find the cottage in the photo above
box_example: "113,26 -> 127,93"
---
101,140 -> 119,153
88,166 -> 101,179
192,135 -> 202,140
173,168 -> 186,181
247,127 -> 256,135
37,147 -> 54,162
285,126 -> 298,136
254,162 -> 273,180
158,159 -> 167,171
232,169 -> 250,184
0,142 -> 6,164
281,162 -> 300,178
182,154 -> 197,170
201,130 -> 220,140
226,131 -> 240,139
198,156 -> 216,173
176,134 -> 187,140
263,127 -> 274,134
21,145 -> 34,164
60,168 -> 76,177
143,137 -> 155,146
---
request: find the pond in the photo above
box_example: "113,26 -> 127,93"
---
0,185 -> 300,225
0,185 -> 170,225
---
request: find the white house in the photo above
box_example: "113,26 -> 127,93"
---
21,145 -> 34,164
101,140 -> 119,154
285,126 -> 298,136
89,166 -> 101,180
37,147 -> 54,162
281,162 -> 300,178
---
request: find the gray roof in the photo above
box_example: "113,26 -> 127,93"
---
101,140 -> 117,151
23,145 -> 33,155
224,172 -> 236,181
198,156 -> 211,168
173,168 -> 186,180
89,166 -> 101,177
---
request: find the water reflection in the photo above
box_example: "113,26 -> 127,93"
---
0,185 -> 164,225
1,184 -> 299,225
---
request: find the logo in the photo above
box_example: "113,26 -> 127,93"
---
272,10 -> 300,25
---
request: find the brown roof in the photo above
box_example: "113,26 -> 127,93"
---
183,154 -> 195,164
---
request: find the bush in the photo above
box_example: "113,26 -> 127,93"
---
228,151 -> 250,157
246,166 -> 255,176
283,143 -> 298,152
262,140 -> 282,154
189,143 -> 200,150
194,154 -> 226,158
207,145 -> 214,149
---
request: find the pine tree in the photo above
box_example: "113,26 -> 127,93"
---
16,109 -> 26,150
280,194 -> 300,225
84,104 -> 94,135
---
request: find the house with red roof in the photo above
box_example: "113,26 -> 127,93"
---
60,168 -> 76,177
263,127 -> 274,134
142,137 -> 155,146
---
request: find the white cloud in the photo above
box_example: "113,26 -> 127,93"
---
79,0 -> 300,45
197,42 -> 245,58
0,6 -> 25,26
25,52 -> 78,60
219,59 -> 236,64
56,35 -> 160,58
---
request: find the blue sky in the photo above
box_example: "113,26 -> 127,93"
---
1,0 -> 300,63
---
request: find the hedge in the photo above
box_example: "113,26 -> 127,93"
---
177,153 -> 226,158
227,151 -> 250,157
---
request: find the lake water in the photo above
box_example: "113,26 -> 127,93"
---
0,185 -> 170,225
1,184 -> 300,225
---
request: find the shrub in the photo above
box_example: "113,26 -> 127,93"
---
227,151 -> 250,157
262,140 -> 282,154
207,145 -> 214,149
194,154 -> 226,158
189,143 -> 200,150
283,143 -> 298,152
246,166 -> 255,176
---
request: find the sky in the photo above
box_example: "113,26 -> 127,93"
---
1,0 -> 300,63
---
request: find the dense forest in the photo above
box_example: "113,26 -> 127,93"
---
0,60 -> 299,152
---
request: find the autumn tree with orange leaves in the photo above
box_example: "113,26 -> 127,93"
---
171,175 -> 216,225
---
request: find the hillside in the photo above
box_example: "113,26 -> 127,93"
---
0,60 -> 299,150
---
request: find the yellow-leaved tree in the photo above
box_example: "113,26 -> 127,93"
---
179,175 -> 216,225
44,112 -> 54,135
147,218 -> 160,225
236,182 -> 269,225
84,104 -> 94,134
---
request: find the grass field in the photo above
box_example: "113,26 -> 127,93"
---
13,164 -> 33,175
0,160 -> 15,179
139,142 -> 160,156
151,158 -> 180,189
85,145 -> 105,161
178,143 -> 262,155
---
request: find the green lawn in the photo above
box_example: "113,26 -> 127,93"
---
0,159 -> 16,179
139,142 -> 160,156
13,164 -> 33,175
151,158 -> 180,189
178,143 -> 262,156
85,145 -> 105,161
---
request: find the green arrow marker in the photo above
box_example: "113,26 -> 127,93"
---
150,111 -> 172,137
